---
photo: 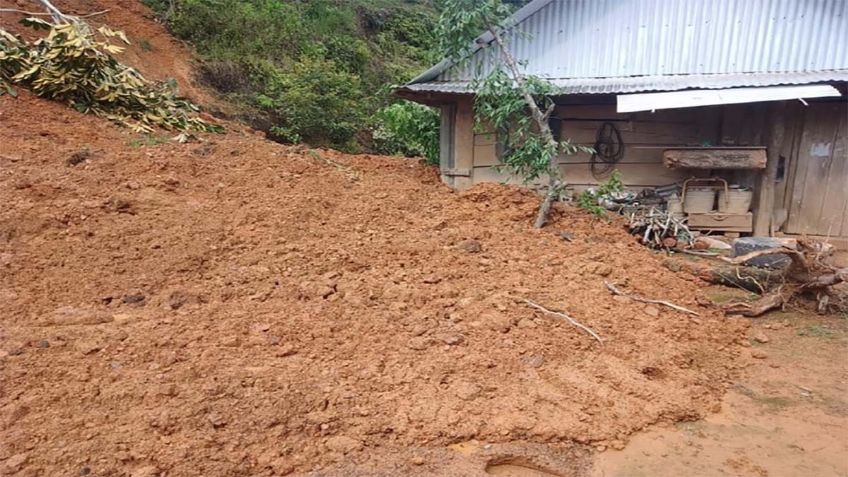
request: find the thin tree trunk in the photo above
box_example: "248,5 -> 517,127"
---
486,22 -> 561,228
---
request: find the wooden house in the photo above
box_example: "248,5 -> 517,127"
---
398,0 -> 848,240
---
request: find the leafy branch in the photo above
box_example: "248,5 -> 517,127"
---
0,16 -> 221,134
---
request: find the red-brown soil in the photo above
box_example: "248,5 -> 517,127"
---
3,2 -> 749,474
0,88 -> 749,476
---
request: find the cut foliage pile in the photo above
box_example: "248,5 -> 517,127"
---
0,91 -> 750,476
0,17 -> 220,133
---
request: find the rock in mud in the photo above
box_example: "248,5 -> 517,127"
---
458,239 -> 482,253
752,333 -> 770,344
407,337 -> 429,350
325,435 -> 362,454
123,294 -> 147,305
524,354 -> 545,368
441,334 -> 465,346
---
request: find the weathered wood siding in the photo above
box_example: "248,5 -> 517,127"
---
783,101 -> 848,237
467,102 -> 722,191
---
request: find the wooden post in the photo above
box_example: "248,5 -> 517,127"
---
753,103 -> 787,236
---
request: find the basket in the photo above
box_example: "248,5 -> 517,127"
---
718,188 -> 753,213
682,177 -> 728,214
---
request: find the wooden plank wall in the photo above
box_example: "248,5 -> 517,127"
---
469,102 -> 723,191
784,101 -> 848,237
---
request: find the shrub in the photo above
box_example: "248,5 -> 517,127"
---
145,0 -> 440,150
259,56 -> 364,149
372,101 -> 439,164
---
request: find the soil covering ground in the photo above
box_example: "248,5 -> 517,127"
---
0,90 -> 750,476
2,2 -> 749,475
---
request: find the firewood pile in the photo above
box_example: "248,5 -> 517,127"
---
627,207 -> 693,250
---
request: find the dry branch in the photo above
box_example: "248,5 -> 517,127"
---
723,289 -> 787,317
604,281 -> 700,316
521,299 -> 603,344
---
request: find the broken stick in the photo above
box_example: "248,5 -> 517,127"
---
521,299 -> 604,344
604,281 -> 700,317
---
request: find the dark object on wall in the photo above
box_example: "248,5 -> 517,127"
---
590,122 -> 624,178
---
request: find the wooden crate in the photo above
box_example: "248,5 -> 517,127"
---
688,212 -> 753,232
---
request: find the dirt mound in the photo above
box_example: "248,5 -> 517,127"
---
0,90 -> 747,476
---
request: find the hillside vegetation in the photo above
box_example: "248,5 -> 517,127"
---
145,0 -> 441,154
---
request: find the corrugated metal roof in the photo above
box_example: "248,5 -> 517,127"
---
405,0 -> 848,95
401,71 -> 848,94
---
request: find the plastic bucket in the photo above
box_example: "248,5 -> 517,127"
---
683,187 -> 716,213
718,189 -> 753,213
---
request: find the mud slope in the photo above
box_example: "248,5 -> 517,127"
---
0,90 -> 747,476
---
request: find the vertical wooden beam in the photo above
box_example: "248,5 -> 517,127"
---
753,102 -> 787,236
439,104 -> 456,187
452,96 -> 475,190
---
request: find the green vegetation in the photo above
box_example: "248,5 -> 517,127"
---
145,0 -> 441,152
437,0 -> 591,227
372,101 -> 439,163
577,171 -> 624,216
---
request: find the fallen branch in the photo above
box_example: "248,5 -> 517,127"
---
723,288 -> 787,317
521,299 -> 603,344
604,281 -> 700,316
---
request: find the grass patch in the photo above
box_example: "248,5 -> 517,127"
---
797,324 -> 837,339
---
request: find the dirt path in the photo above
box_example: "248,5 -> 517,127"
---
593,307 -> 848,477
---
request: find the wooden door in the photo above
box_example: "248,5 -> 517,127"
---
784,102 -> 848,237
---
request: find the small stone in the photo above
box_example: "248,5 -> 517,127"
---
411,456 -> 425,466
422,275 -> 442,284
644,305 -> 661,318
253,323 -> 271,333
325,435 -> 362,454
34,339 -> 50,349
122,294 -> 146,305
407,337 -> 429,350
751,349 -> 768,359
441,334 -> 465,346
454,382 -> 481,401
524,354 -> 545,368
207,412 -> 227,428
516,318 -> 537,329
67,149 -> 91,166
458,239 -> 482,253
76,339 -> 102,355
752,333 -> 770,344
275,344 -> 297,357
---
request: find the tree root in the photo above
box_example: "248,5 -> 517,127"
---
604,281 -> 700,316
521,299 -> 604,344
